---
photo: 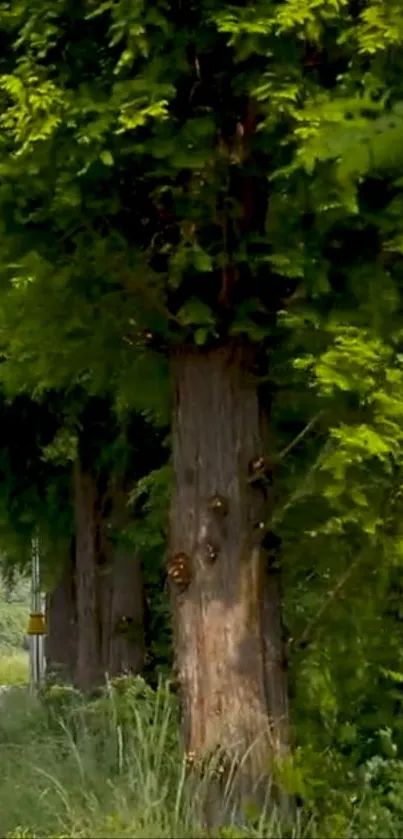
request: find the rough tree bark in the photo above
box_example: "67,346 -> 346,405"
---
46,542 -> 77,683
71,463 -> 147,690
102,547 -> 146,678
74,459 -> 102,691
169,342 -> 290,818
99,485 -> 146,679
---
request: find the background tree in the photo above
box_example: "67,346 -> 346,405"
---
0,385 -> 170,691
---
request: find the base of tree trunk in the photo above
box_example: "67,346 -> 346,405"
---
169,343 -> 290,823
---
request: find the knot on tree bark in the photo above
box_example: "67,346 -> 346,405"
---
207,494 -> 229,516
167,552 -> 192,592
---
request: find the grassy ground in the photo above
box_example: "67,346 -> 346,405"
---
0,678 -> 304,839
0,676 -> 401,839
0,582 -> 402,839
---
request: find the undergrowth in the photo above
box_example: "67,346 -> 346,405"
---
0,677 -> 402,838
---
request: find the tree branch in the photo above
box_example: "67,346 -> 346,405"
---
290,550 -> 366,653
278,411 -> 324,461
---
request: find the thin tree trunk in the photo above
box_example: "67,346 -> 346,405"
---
46,543 -> 77,683
74,460 -> 102,691
105,547 -> 146,677
169,343 -> 290,820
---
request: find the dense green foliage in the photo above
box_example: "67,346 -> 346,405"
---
0,575 -> 29,652
0,0 -> 403,834
0,576 -> 29,684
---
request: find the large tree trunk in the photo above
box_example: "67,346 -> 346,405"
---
46,543 -> 77,683
74,460 -> 102,691
169,343 -> 289,818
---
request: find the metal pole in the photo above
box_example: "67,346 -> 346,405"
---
28,537 -> 46,690
30,538 -> 39,688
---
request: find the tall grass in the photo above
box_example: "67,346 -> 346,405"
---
0,679 -> 182,838
0,676 -> 402,839
0,677 -> 291,839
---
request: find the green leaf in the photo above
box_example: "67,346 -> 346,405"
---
191,244 -> 213,273
177,298 -> 215,327
100,150 -> 114,166
194,327 -> 209,345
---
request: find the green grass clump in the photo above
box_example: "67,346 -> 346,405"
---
0,678 -> 204,839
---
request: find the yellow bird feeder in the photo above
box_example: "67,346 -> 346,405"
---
27,612 -> 47,636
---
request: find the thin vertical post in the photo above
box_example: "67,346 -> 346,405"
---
28,537 -> 46,690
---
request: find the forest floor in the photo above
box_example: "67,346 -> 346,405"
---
0,586 -> 400,839
0,678 -> 298,839
0,585 -> 290,839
